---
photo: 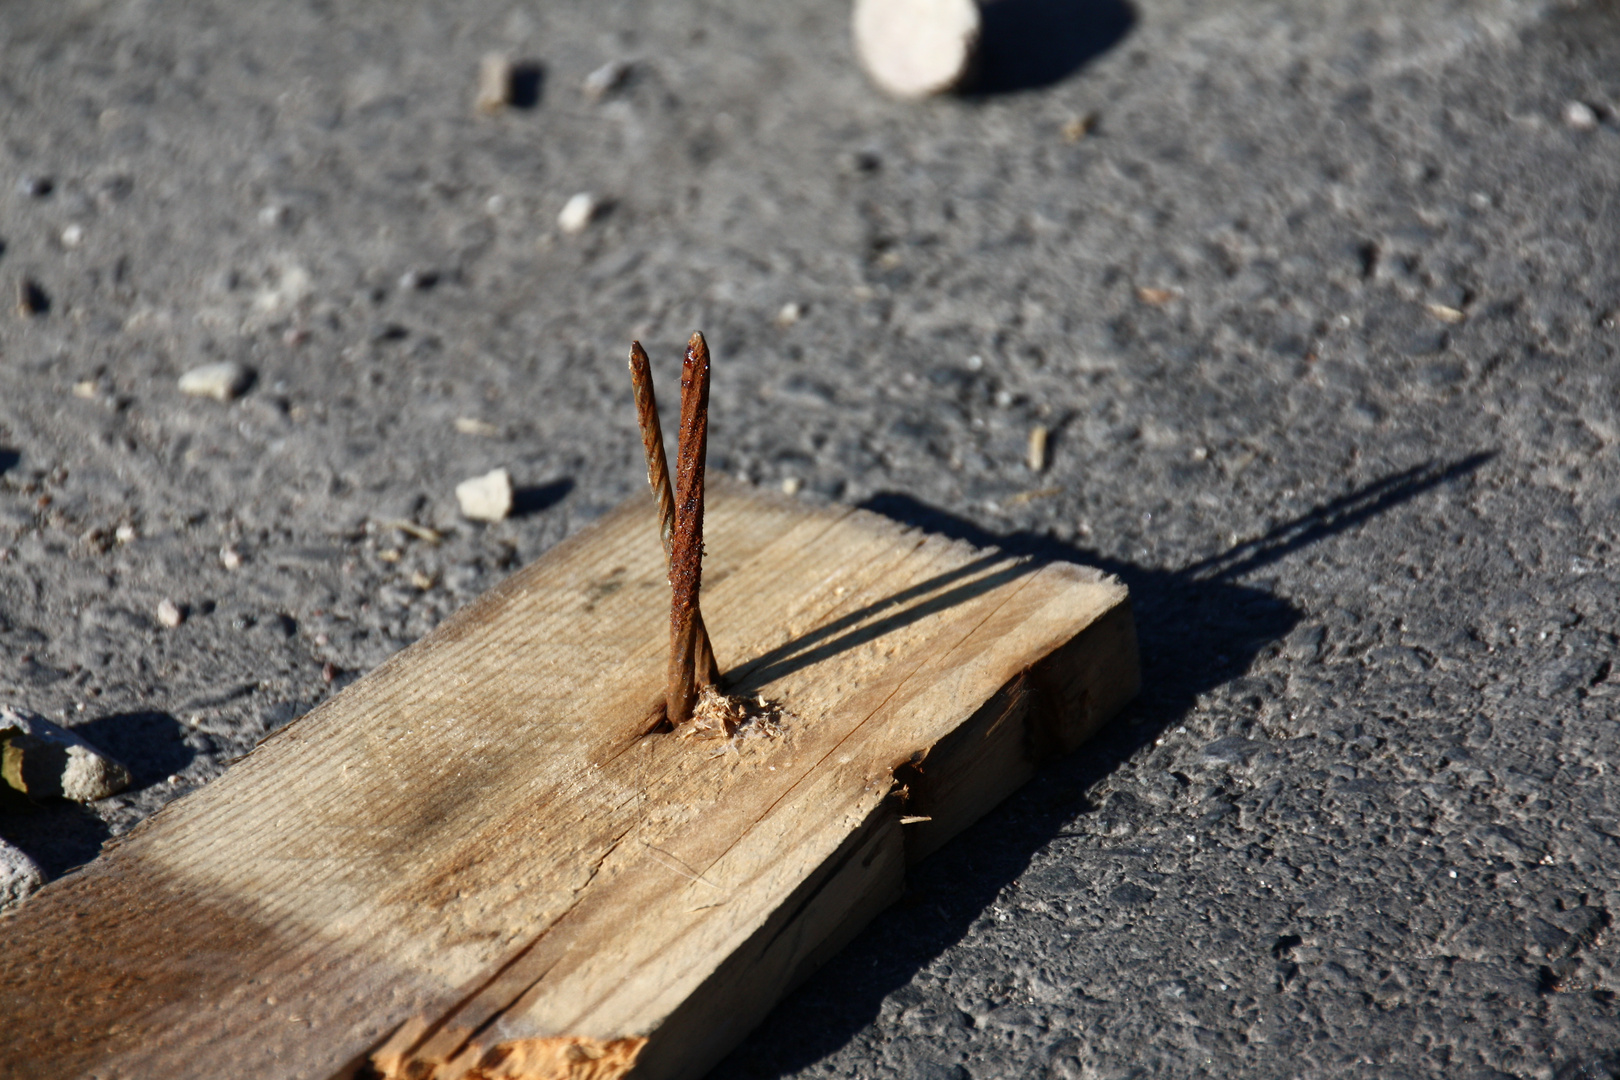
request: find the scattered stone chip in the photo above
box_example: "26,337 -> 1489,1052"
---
852,0 -> 981,100
157,599 -> 185,628
178,360 -> 253,402
1565,100 -> 1600,131
1028,425 -> 1049,472
582,60 -> 629,100
558,192 -> 599,234
0,708 -> 131,803
456,467 -> 514,522
477,53 -> 515,113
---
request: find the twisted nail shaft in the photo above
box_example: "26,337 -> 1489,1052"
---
629,339 -> 718,725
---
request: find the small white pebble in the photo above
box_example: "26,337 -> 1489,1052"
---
1061,113 -> 1098,142
477,53 -> 515,113
557,192 -> 599,234
485,194 -> 506,215
167,774 -> 182,785
781,476 -> 802,496
60,223 -> 85,248
221,546 -> 244,570
398,268 -> 438,291
965,354 -> 984,371
258,203 -> 289,228
115,523 -> 137,543
1027,425 -> 1048,472
157,599 -> 185,628
776,302 -> 804,328
1564,100 -> 1599,131
72,380 -> 98,399
456,467 -> 515,522
852,0 -> 981,100
582,60 -> 629,100
454,416 -> 501,437
179,360 -> 253,402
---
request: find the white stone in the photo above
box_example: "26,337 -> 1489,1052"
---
457,467 -> 514,522
0,708 -> 131,802
1027,425 -> 1048,472
582,60 -> 629,100
157,599 -> 184,628
852,0 -> 981,100
0,839 -> 45,912
477,52 -> 514,113
178,360 -> 253,402
60,223 -> 85,248
1565,100 -> 1599,131
558,192 -> 599,234
776,302 -> 804,328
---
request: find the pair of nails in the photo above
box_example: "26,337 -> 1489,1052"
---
630,333 -> 721,727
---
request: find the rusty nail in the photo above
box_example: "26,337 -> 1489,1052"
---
666,332 -> 715,725
629,338 -> 719,729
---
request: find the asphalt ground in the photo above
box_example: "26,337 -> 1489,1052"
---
3,0 -> 1620,1076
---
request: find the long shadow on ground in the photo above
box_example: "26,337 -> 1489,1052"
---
710,452 -> 1492,1079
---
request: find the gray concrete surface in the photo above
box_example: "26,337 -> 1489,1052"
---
3,0 -> 1620,1076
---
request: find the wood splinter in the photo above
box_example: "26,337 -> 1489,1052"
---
629,333 -> 721,727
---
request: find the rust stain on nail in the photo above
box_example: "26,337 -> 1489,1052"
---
628,337 -> 719,731
667,332 -> 712,725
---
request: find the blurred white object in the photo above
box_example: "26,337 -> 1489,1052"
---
558,192 -> 599,234
457,468 -> 514,522
582,60 -> 630,100
853,0 -> 981,100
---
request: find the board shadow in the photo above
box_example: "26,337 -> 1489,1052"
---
709,451 -> 1493,1079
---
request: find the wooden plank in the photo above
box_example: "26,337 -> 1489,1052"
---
0,479 -> 1137,1080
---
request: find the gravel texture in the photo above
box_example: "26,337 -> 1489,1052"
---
3,0 -> 1620,1077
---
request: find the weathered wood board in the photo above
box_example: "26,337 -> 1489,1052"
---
0,480 -> 1137,1080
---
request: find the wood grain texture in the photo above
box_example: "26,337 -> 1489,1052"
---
0,480 -> 1137,1080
